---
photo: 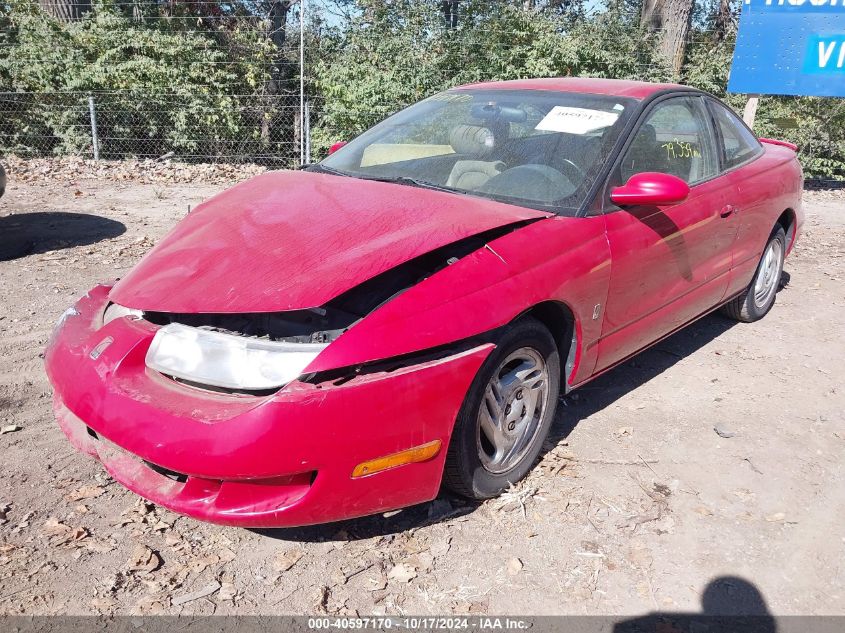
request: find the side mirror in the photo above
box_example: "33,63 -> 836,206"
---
610,172 -> 690,207
328,141 -> 347,155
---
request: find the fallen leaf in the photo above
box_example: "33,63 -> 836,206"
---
218,581 -> 237,601
71,526 -> 89,541
272,549 -> 304,572
404,551 -> 434,573
765,512 -> 786,523
693,506 -> 714,516
626,543 -> 653,569
133,595 -> 168,615
188,553 -> 219,574
86,539 -> 116,553
714,424 -> 737,439
1,425 -> 22,435
41,517 -> 71,537
506,557 -> 523,576
126,544 -> 161,573
468,600 -> 489,614
366,574 -> 388,591
90,596 -> 117,612
66,486 -> 105,501
387,562 -> 417,583
218,547 -> 236,563
430,536 -> 452,558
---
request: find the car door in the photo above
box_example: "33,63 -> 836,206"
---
595,95 -> 739,372
706,99 -> 769,298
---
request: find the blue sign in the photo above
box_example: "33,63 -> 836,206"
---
728,0 -> 845,97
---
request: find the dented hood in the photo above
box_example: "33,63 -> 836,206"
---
110,170 -> 549,313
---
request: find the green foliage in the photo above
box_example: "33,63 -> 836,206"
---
683,30 -> 845,179
0,0 -> 280,159
311,0 -> 670,155
1,0 -> 843,177
754,98 -> 845,179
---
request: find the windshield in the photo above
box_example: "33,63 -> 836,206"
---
315,89 -> 635,214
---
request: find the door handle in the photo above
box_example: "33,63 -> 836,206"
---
719,205 -> 737,218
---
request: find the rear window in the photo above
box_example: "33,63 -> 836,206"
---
709,101 -> 762,170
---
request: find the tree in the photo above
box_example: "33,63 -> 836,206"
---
441,0 -> 458,28
713,0 -> 735,41
38,0 -> 91,21
640,0 -> 694,75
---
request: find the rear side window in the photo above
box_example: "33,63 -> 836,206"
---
709,101 -> 762,170
619,96 -> 718,186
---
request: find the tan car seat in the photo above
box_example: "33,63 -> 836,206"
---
446,125 -> 504,190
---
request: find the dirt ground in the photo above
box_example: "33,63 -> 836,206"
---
1,169 -> 843,617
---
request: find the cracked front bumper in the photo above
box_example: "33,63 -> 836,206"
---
45,285 -> 493,527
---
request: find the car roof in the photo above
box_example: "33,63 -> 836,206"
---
453,77 -> 689,100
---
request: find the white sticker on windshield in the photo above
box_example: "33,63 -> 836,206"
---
535,106 -> 620,135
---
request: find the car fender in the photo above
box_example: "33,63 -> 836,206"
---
305,214 -> 612,386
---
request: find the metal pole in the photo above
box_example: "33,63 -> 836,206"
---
305,100 -> 311,164
88,95 -> 100,161
299,0 -> 305,166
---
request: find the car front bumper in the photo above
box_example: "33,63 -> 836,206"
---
45,285 -> 493,527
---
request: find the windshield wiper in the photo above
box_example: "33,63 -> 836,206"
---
307,164 -> 464,195
305,164 -> 352,177
354,174 -> 465,195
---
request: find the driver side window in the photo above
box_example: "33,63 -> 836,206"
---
620,97 -> 717,186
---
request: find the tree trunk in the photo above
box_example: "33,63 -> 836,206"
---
713,0 -> 733,41
440,0 -> 458,29
38,0 -> 91,21
641,0 -> 694,76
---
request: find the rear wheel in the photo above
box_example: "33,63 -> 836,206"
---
721,225 -> 786,323
443,317 -> 560,499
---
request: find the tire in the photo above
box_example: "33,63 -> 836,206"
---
720,225 -> 786,323
443,317 -> 561,499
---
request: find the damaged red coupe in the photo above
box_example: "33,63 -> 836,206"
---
46,78 -> 803,527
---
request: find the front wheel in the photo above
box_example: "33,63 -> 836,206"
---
721,225 -> 786,323
443,317 -> 560,500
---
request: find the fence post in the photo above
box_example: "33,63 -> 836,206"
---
299,0 -> 305,166
88,95 -> 100,161
305,100 -> 311,165
743,95 -> 760,129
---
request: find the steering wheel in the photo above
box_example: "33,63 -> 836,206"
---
478,164 -> 576,202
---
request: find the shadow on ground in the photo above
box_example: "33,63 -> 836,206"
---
0,212 -> 126,261
256,310 -> 747,543
614,575 -> 777,632
545,312 -> 738,447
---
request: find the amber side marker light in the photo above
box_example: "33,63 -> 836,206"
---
352,440 -> 442,478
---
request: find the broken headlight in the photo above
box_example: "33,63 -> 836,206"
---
103,302 -> 143,326
145,323 -> 327,391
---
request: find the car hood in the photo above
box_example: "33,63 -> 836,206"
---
110,170 -> 550,313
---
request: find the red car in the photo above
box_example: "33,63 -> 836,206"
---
45,78 -> 803,527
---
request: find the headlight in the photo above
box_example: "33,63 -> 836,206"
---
103,303 -> 143,326
145,323 -> 327,391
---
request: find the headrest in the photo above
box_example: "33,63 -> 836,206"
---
637,123 -> 657,144
450,125 -> 495,158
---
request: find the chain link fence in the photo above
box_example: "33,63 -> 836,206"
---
1,0 -> 843,179
0,90 -> 305,165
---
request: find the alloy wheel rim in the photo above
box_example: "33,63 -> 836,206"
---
753,239 -> 783,309
477,347 -> 549,474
